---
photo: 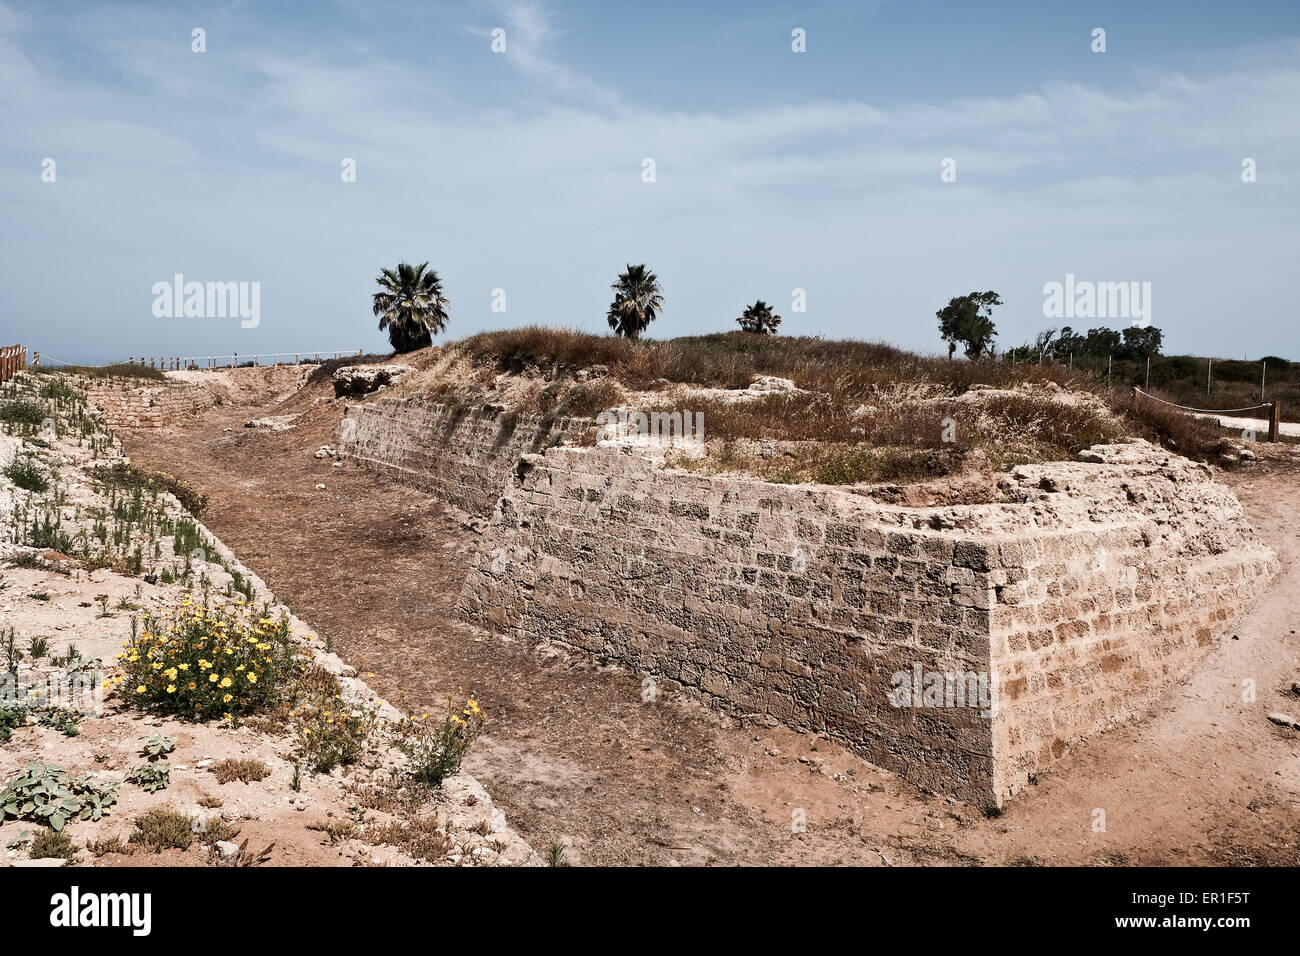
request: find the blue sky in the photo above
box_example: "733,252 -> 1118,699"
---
1,0 -> 1298,363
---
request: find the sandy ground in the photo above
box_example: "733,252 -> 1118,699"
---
118,372 -> 1300,866
0,379 -> 536,868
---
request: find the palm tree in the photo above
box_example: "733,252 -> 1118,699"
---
372,262 -> 451,353
736,300 -> 781,335
606,264 -> 663,340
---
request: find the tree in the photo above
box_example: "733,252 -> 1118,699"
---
936,291 -> 1001,359
1083,327 -> 1122,357
736,300 -> 782,334
1054,326 -> 1084,358
606,264 -> 664,340
372,262 -> 451,353
1121,325 -> 1163,359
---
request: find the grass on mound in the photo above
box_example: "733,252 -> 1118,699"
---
454,327 -> 1090,396
29,363 -> 168,381
416,328 -> 1263,481
89,462 -> 209,517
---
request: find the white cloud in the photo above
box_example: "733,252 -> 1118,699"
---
0,3 -> 1297,359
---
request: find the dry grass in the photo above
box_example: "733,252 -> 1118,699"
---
209,757 -> 272,785
129,809 -> 197,852
455,327 -> 1089,396
370,817 -> 453,863
1111,389 -> 1241,462
406,328 -> 1247,483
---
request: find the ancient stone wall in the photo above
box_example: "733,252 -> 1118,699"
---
984,449 -> 1276,796
81,377 -> 215,428
454,445 -> 1001,800
334,394 -> 1276,806
337,398 -> 583,517
454,441 -> 1274,806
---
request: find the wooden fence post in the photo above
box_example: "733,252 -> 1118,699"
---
1268,402 -> 1281,443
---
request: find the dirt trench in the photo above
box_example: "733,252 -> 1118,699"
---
118,377 -> 1300,866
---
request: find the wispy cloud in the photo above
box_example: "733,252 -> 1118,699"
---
1,1 -> 1297,360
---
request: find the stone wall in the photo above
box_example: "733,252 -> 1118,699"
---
985,447 -> 1276,796
331,393 -> 1276,806
454,440 -> 1274,807
337,398 -> 583,518
81,377 -> 215,428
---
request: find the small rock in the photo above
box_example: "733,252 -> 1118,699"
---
215,840 -> 240,858
315,483 -> 326,491
1266,712 -> 1297,729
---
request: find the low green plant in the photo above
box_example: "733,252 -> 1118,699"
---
294,696 -> 378,774
0,704 -> 27,743
0,762 -> 119,831
126,762 -> 171,793
28,635 -> 49,659
3,627 -> 21,674
37,707 -> 81,737
3,455 -> 50,493
139,734 -> 175,759
399,699 -> 485,788
0,399 -> 47,428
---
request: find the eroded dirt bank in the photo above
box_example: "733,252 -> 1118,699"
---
119,377 -> 1300,865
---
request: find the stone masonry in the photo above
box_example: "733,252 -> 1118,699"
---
340,398 -> 1276,806
81,377 -> 216,428
338,397 -> 583,518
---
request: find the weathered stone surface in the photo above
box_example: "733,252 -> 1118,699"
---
340,397 -> 1277,808
82,378 -> 216,429
336,398 -> 583,516
331,364 -> 413,398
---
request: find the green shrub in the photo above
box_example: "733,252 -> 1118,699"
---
37,707 -> 81,737
0,400 -> 46,428
0,704 -> 27,743
139,734 -> 175,759
295,697 -> 377,774
90,462 -> 209,517
400,699 -> 484,788
126,762 -> 171,793
117,595 -> 303,721
4,455 -> 49,493
30,828 -> 76,862
0,762 -> 119,831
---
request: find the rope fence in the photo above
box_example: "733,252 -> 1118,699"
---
1132,387 -> 1282,442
